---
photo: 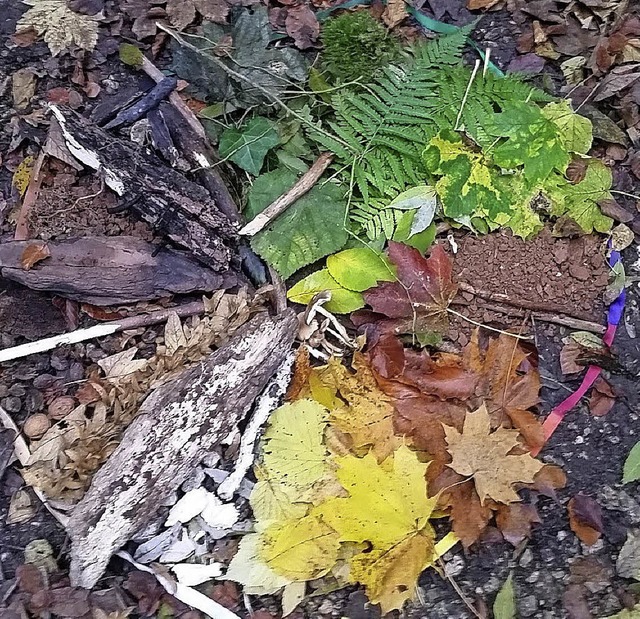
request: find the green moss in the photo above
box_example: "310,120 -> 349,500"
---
119,43 -> 143,68
321,11 -> 400,82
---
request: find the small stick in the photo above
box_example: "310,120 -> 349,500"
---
452,299 -> 605,334
140,56 -> 206,139
0,301 -> 207,364
457,281 -> 599,323
240,152 -> 334,236
14,150 -> 46,241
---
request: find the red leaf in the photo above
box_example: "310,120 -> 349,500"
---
568,494 -> 603,546
285,5 -> 319,49
359,242 -> 458,338
588,377 -> 615,417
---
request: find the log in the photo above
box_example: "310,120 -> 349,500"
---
68,310 -> 298,589
0,236 -> 236,305
49,105 -> 237,270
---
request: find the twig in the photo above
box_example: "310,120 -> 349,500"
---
240,153 -> 334,236
14,150 -> 46,241
140,57 -> 206,139
0,301 -> 207,363
457,281 -> 599,323
452,299 -> 606,334
454,59 -> 480,132
446,308 -> 533,340
217,351 -> 295,500
437,557 -> 483,619
268,265 -> 288,314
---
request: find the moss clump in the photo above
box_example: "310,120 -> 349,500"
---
321,11 -> 400,82
119,43 -> 143,67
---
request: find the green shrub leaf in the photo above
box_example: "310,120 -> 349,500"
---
219,117 -> 280,176
287,269 -> 364,313
326,248 -> 395,292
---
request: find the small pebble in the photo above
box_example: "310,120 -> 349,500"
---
1,396 -> 22,413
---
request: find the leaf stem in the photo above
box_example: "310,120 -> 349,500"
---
446,308 -> 533,340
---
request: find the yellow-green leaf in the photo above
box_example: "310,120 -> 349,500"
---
261,515 -> 340,581
287,269 -> 364,314
542,101 -> 593,154
261,399 -> 329,489
623,442 -> 640,484
493,573 -> 516,619
326,247 -> 395,292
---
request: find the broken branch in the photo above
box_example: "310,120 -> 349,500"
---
240,152 -> 334,236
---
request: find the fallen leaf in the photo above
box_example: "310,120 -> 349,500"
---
588,377 -> 615,417
261,400 -> 329,489
495,503 -> 541,546
17,0 -> 99,56
623,442 -> 640,484
170,562 -> 223,586
12,68 -> 37,111
219,116 -> 280,176
493,573 -> 516,619
20,242 -> 50,270
6,490 -> 36,524
164,312 -> 188,355
326,248 -> 395,293
383,0 -> 407,28
568,494 -> 603,546
467,0 -> 501,8
12,155 -> 35,197
563,584 -> 592,619
444,404 -> 544,505
285,5 -> 319,49
282,581 -> 305,616
287,269 -> 365,314
97,348 -> 148,383
617,530 -> 640,580
317,446 -> 439,613
360,242 -> 458,339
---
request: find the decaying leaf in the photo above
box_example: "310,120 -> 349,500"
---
358,242 -> 458,340
20,242 -> 50,270
17,0 -> 100,56
12,155 -> 35,197
97,348 -> 149,384
568,494 -> 603,546
444,404 -> 544,505
317,446 -> 439,613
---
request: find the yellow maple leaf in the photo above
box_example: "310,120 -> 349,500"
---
443,404 -> 544,505
17,0 -> 99,57
260,515 -> 340,581
316,445 -> 438,612
261,399 -> 329,489
293,354 -> 402,460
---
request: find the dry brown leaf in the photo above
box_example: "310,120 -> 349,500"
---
568,494 -> 603,546
164,311 -> 188,355
467,0 -> 501,8
495,503 -> 541,546
12,68 -> 37,111
20,242 -> 51,270
383,0 -> 407,28
97,349 -> 149,383
443,404 -> 544,505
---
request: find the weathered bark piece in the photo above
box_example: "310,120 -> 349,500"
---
0,236 -> 235,305
68,310 -> 297,589
50,105 -> 237,270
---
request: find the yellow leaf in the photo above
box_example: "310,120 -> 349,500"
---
12,156 -> 34,197
226,533 -> 292,595
261,515 -> 340,581
443,404 -> 544,505
17,0 -> 99,57
328,354 -> 402,460
250,471 -> 308,531
261,399 -> 329,489
317,446 -> 438,612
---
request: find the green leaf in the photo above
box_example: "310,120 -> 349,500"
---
488,102 -> 570,183
493,573 -> 516,619
623,442 -> 640,484
248,169 -> 349,279
544,159 -> 614,233
424,130 -> 512,220
327,248 -> 395,292
219,117 -> 280,176
393,219 -> 437,253
287,269 -> 365,314
542,101 -> 593,154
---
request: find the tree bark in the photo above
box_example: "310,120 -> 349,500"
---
68,310 -> 297,589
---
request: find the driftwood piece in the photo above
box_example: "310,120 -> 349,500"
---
68,310 -> 297,589
49,105 -> 237,270
0,236 -> 236,305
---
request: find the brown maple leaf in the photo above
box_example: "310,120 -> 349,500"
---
354,242 -> 458,341
443,404 -> 544,505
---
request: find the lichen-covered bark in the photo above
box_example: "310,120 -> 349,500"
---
68,310 -> 297,588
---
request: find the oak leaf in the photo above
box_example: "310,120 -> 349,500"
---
316,446 -> 438,612
443,404 -> 544,505
358,242 -> 458,340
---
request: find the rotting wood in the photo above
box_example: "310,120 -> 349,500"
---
68,310 -> 297,589
49,105 -> 237,270
0,236 -> 236,306
240,152 -> 334,236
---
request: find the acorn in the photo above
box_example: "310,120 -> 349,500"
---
23,414 -> 51,439
47,395 -> 76,420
